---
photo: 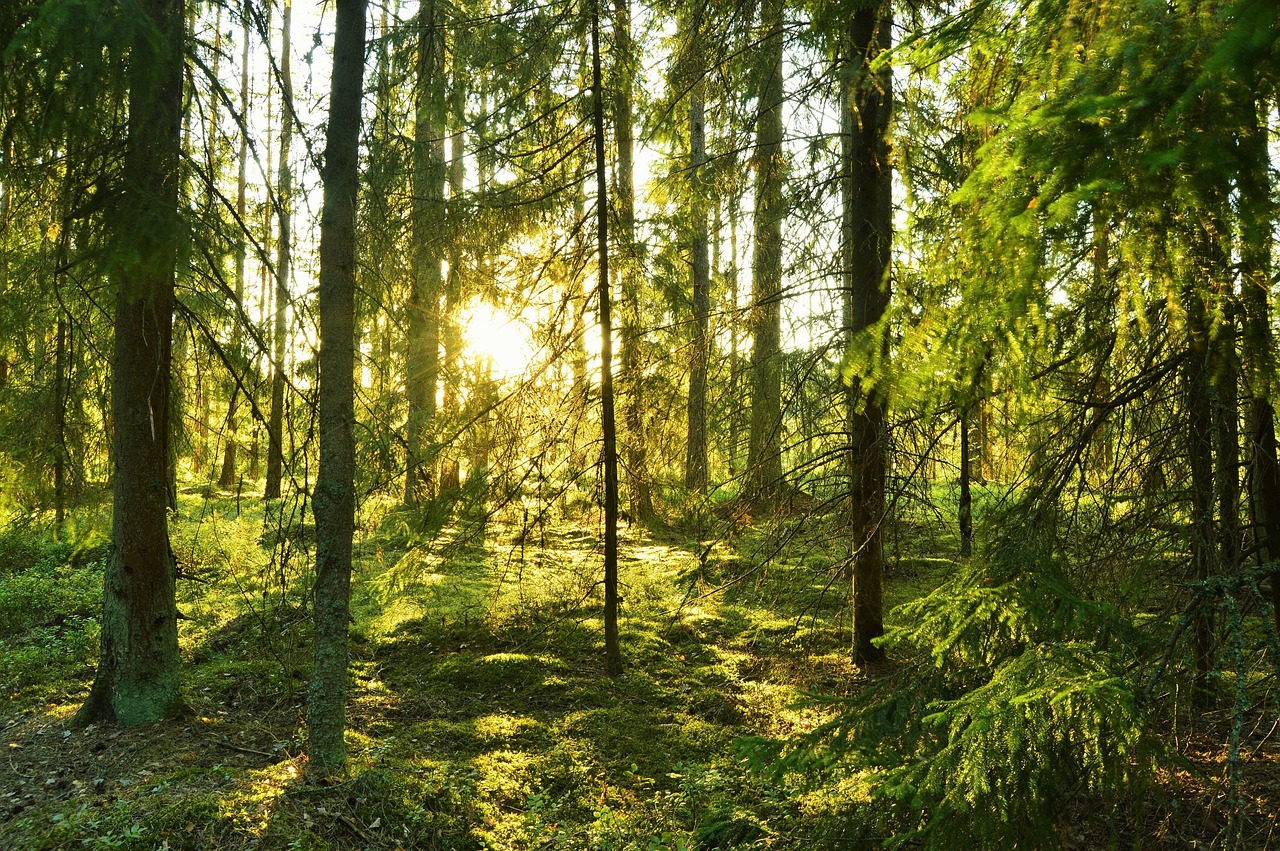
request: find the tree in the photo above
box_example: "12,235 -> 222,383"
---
405,0 -> 447,506
77,0 -> 188,726
612,0 -> 655,523
219,0 -> 253,491
308,0 -> 366,775
594,0 -> 623,677
684,7 -> 710,497
843,0 -> 892,666
265,0 -> 294,501
745,0 -> 785,512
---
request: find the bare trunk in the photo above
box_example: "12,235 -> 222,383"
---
844,1 -> 892,666
405,0 -> 446,506
265,0 -> 294,500
441,60 -> 466,494
308,0 -> 366,776
611,0 -> 653,523
686,54 -> 710,496
745,0 -> 785,512
77,0 -> 187,726
959,412 -> 972,558
219,2 -> 252,490
594,0 -> 622,676
1239,105 -> 1280,636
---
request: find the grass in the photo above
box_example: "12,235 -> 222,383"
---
0,490 -> 952,850
9,482 -> 1274,848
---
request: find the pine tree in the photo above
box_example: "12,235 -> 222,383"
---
77,0 -> 188,725
308,0 -> 367,776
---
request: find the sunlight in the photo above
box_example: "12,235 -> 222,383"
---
460,298 -> 534,380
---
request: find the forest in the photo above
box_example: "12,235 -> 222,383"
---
1,0 -> 1279,847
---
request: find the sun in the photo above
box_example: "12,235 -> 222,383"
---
460,298 -> 534,380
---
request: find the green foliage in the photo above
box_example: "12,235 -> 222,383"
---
0,532 -> 103,706
751,511 -> 1156,849
0,532 -> 100,636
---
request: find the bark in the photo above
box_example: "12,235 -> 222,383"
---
441,59 -> 466,494
746,0 -> 785,512
727,202 -> 739,473
265,0 -> 293,496
308,0 -> 366,776
404,0 -> 446,506
55,313 -> 67,539
1239,106 -> 1280,636
76,0 -> 187,726
1214,315 -> 1240,574
959,412 -> 972,558
1187,288 -> 1216,706
219,1 -> 252,491
594,0 -> 622,676
612,0 -> 654,522
265,0 -> 294,500
54,178 -> 72,538
844,0 -> 892,666
686,57 -> 710,496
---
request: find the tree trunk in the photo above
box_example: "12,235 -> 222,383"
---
746,0 -> 785,512
1238,104 -> 1280,636
1184,244 -> 1217,707
441,54 -> 466,494
54,177 -> 72,539
405,0 -> 446,506
265,0 -> 293,500
728,201 -> 740,474
685,46 -> 710,496
308,0 -> 366,776
844,0 -> 892,666
219,0 -> 252,491
594,0 -> 622,676
611,0 -> 653,523
76,0 -> 187,727
959,412 -> 972,558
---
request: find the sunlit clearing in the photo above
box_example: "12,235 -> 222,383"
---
461,298 -> 534,380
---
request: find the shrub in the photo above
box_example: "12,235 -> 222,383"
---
749,509 -> 1157,849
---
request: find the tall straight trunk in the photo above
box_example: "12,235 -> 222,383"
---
308,0 -> 366,776
1238,105 -> 1280,635
746,0 -> 785,512
686,60 -> 710,495
1215,314 -> 1240,574
0,136 -> 9,296
405,0 -> 446,506
54,173 -> 73,539
593,0 -> 622,677
1186,288 -> 1217,706
220,0 -> 252,490
959,412 -> 972,558
76,0 -> 186,726
441,50 -> 466,494
844,1 -> 892,665
572,190 -> 589,399
55,313 -> 68,539
265,0 -> 293,500
611,0 -> 653,523
251,22 -> 274,487
728,201 -> 739,473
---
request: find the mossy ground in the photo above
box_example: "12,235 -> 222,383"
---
1,490 -> 1277,848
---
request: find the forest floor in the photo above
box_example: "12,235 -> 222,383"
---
2,490 -> 1279,849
